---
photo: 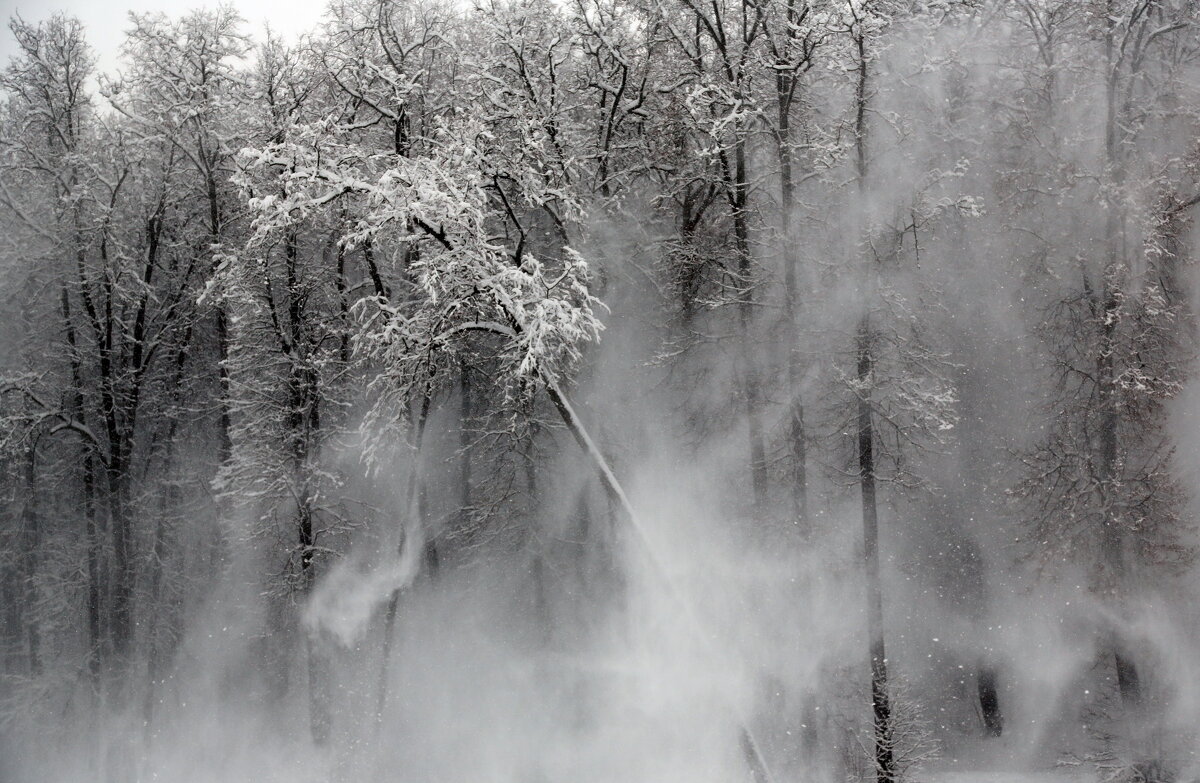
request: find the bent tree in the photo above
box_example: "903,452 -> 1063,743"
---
238,57 -> 778,768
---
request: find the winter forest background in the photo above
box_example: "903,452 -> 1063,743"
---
1,0 -> 1199,781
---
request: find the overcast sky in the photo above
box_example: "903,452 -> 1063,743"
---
0,0 -> 328,77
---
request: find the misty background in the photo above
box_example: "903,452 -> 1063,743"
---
0,1 -> 1199,782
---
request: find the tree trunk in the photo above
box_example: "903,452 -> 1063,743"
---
207,171 -> 233,467
853,27 -> 893,783
86,234 -> 134,667
375,387 -> 432,728
281,230 -> 334,746
142,476 -> 182,751
977,665 -> 1003,737
107,473 -> 133,665
460,361 -> 472,520
777,69 -> 808,528
1100,9 -> 1143,735
143,501 -> 171,734
335,233 -> 351,365
21,444 -> 41,677
1,545 -> 20,678
143,328 -> 193,731
1097,281 -> 1139,690
857,318 -> 893,783
84,453 -> 103,689
732,135 -> 769,511
525,428 -> 552,645
61,284 -> 104,687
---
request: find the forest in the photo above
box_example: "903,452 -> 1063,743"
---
1,0 -> 1199,781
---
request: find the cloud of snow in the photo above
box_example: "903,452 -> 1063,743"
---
302,544 -> 422,647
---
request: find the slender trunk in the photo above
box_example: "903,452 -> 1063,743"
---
142,473 -> 175,737
732,134 -> 768,510
363,239 -> 389,299
76,226 -> 131,665
208,172 -> 233,467
778,61 -> 819,763
283,232 -> 333,745
1098,279 -> 1141,707
854,27 -> 893,783
858,318 -> 892,783
301,441 -> 332,746
375,387 -> 432,728
335,235 -> 350,365
21,444 -> 41,677
143,327 -> 193,730
777,69 -> 808,527
459,361 -> 472,519
89,234 -> 134,666
215,310 -> 232,463
677,185 -> 711,327
62,285 -> 103,686
959,386 -> 1004,737
526,443 -> 551,645
1,545 -> 20,677
107,471 -> 133,663
1101,7 -> 1142,720
977,665 -> 1003,737
84,453 -> 102,687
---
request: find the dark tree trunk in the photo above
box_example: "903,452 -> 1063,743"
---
1097,283 -> 1140,709
142,478 -> 180,741
83,233 -> 134,666
281,230 -> 334,746
61,284 -> 103,686
335,233 -> 351,365
731,135 -> 769,511
83,453 -> 102,689
777,65 -> 808,529
207,171 -> 233,467
858,318 -> 893,783
1100,10 -> 1143,729
977,665 -> 1003,737
143,505 -> 170,728
853,27 -> 893,783
458,360 -> 473,531
106,472 -> 133,664
375,386 -> 432,728
1,547 -> 20,677
525,436 -> 551,645
143,327 -> 193,730
21,444 -> 41,677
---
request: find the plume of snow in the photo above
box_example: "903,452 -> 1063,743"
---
303,525 -> 424,647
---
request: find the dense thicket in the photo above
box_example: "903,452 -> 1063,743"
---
2,1 -> 1200,782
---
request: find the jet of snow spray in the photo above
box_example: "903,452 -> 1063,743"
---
301,524 -> 424,647
545,378 -> 776,783
300,321 -> 775,782
438,319 -> 777,782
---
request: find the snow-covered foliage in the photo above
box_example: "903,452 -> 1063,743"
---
234,110 -> 604,423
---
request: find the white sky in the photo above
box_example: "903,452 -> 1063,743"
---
0,0 -> 329,78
